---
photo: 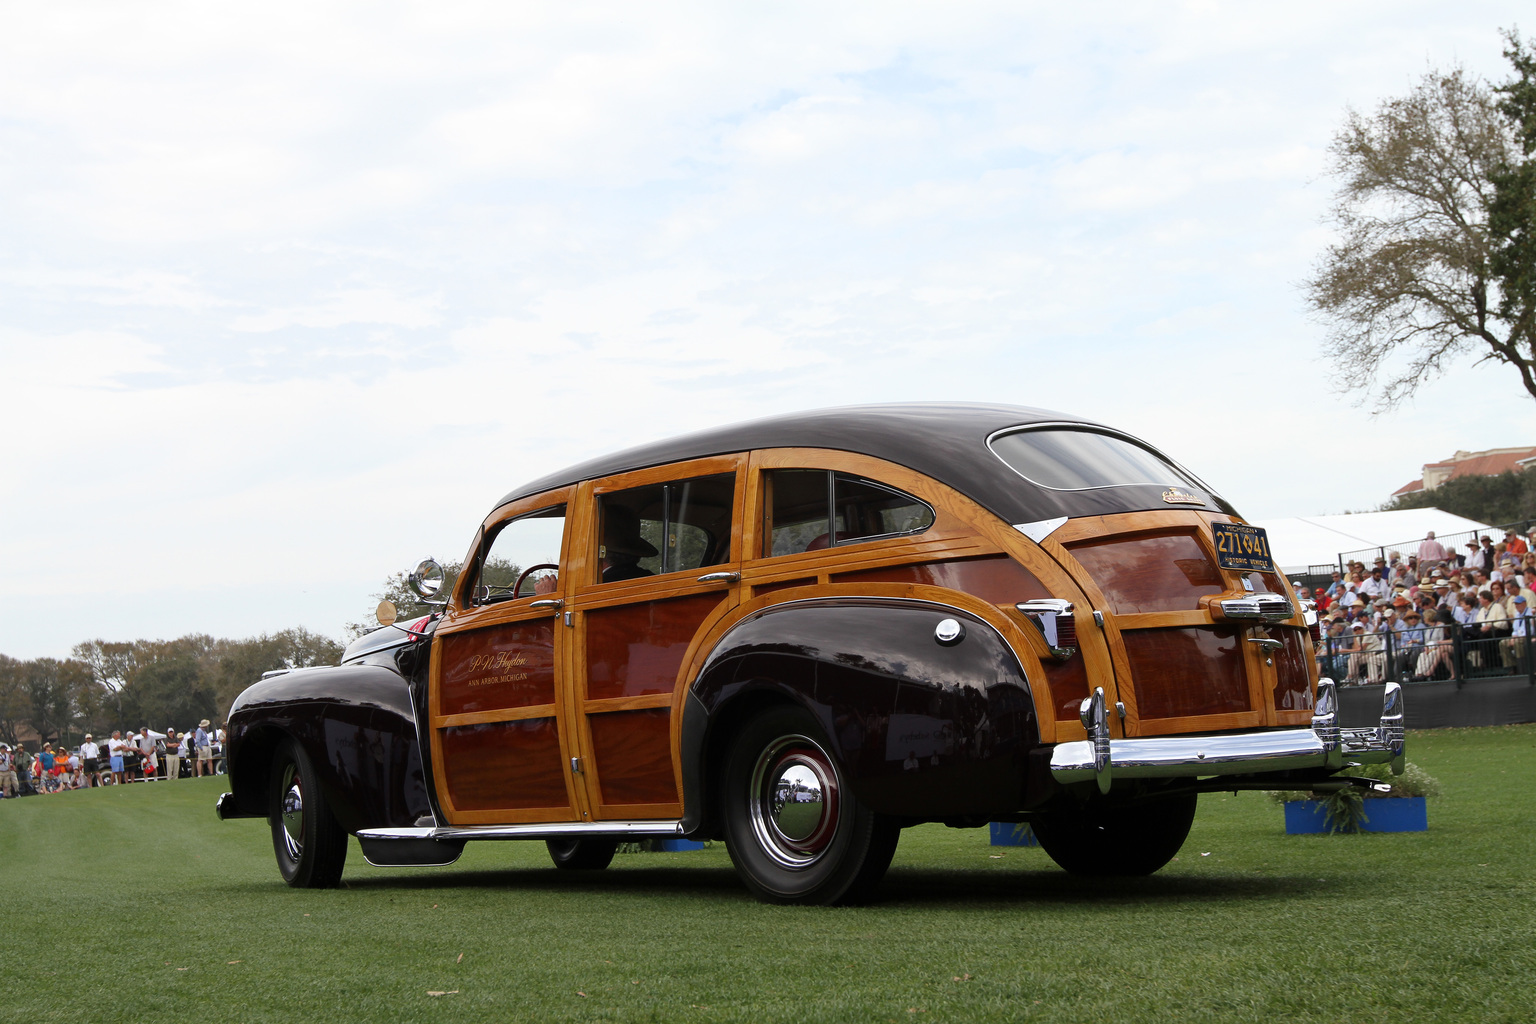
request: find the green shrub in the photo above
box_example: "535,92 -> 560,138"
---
1267,761 -> 1441,833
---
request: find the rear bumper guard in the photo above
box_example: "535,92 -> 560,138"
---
1050,679 -> 1404,793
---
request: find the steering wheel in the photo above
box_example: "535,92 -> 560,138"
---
515,563 -> 560,597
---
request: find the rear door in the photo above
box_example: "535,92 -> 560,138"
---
566,456 -> 745,821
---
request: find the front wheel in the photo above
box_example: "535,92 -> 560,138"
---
722,706 -> 899,905
269,739 -> 348,888
1032,790 -> 1197,876
546,838 -> 618,870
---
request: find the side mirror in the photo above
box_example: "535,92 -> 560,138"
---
376,600 -> 398,626
407,558 -> 446,603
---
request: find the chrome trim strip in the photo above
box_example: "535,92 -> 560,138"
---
1051,729 -> 1328,782
1012,517 -> 1068,544
357,820 -> 687,842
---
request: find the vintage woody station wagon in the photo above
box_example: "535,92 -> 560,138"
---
217,403 -> 1404,904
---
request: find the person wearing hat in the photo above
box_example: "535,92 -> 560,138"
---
78,733 -> 101,787
194,720 -> 214,777
1342,620 -> 1369,684
1505,530 -> 1528,556
1399,606 -> 1426,672
1503,594 -> 1533,669
599,504 -> 659,584
1419,531 -> 1449,566
1417,608 -> 1454,680
1466,540 -> 1487,574
0,741 -> 16,798
1504,576 -> 1528,619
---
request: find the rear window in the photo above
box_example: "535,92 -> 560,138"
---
989,428 -> 1203,492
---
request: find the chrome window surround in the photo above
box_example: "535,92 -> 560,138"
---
985,423 -> 1224,498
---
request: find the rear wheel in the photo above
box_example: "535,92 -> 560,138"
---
546,838 -> 618,870
1032,790 -> 1197,876
722,706 -> 899,905
269,739 -> 348,888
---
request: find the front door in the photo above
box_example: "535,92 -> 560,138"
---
567,457 -> 745,821
429,493 -> 581,825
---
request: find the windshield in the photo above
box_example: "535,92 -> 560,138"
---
988,428 -> 1204,492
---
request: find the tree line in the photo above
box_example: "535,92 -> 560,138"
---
1383,469 -> 1536,528
0,628 -> 342,748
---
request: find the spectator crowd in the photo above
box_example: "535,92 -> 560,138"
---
0,720 -> 224,799
1301,528 -> 1536,685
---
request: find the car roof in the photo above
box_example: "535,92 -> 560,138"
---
498,402 -> 1235,525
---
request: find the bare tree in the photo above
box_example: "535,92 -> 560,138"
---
1308,35 -> 1535,410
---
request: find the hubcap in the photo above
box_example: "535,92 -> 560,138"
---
279,763 -> 304,860
748,735 -> 840,868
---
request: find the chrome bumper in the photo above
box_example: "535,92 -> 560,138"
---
1050,679 -> 1404,793
214,791 -> 257,820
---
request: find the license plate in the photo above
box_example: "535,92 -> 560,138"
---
1212,522 -> 1275,573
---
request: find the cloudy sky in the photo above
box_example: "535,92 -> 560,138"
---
2,2 -> 1530,659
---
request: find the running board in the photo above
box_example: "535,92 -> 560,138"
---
357,820 -> 686,843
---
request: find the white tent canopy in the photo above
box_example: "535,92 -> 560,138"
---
1251,509 -> 1494,575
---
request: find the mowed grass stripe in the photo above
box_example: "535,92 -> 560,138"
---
2,724 -> 1533,1023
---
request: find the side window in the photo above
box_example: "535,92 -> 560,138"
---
469,505 -> 566,605
764,470 -> 934,557
596,473 -> 735,584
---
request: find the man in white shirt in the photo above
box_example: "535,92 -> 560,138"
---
1360,567 -> 1390,600
79,734 -> 101,787
107,731 -> 128,785
137,727 -> 160,781
0,743 -> 16,798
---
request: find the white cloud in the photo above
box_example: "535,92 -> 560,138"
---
1,1 -> 1532,658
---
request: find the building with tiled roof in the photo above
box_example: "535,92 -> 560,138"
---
1391,446 -> 1536,499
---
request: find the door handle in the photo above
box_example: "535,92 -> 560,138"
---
697,571 -> 741,584
1247,637 -> 1283,651
530,598 -> 564,610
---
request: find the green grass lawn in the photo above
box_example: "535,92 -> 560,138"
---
3,724 -> 1534,1023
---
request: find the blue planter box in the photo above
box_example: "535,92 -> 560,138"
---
988,822 -> 1039,847
655,838 -> 705,852
1284,797 -> 1428,834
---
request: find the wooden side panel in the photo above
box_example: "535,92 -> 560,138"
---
752,576 -> 817,598
588,708 -> 677,806
440,719 -> 568,811
830,554 -> 1054,604
1067,531 -> 1224,614
438,622 -> 556,717
1042,654 -> 1091,729
585,593 -> 723,700
1272,628 -> 1315,713
1120,626 -> 1252,720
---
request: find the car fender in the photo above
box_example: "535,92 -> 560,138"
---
682,597 -> 1039,825
224,664 -> 432,833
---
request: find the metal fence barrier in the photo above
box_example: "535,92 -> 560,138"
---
1315,625 -> 1536,689
1333,517 -> 1536,576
